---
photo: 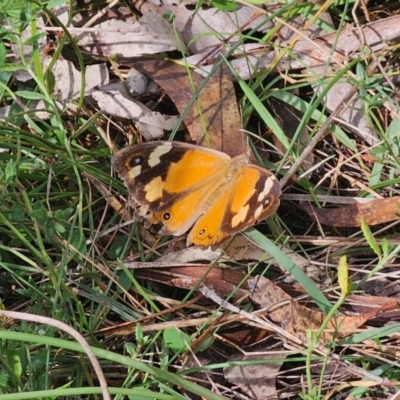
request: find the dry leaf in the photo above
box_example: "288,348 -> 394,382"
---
311,66 -> 378,145
248,275 -> 382,342
278,13 -> 378,145
130,263 -> 249,301
224,352 -> 283,399
157,236 -> 310,275
132,59 -> 243,156
76,12 -> 185,57
190,15 -> 400,80
171,4 -> 272,53
44,58 -> 109,101
218,325 -> 273,346
301,197 -> 400,227
91,90 -> 180,140
10,20 -> 47,83
100,68 -> 150,97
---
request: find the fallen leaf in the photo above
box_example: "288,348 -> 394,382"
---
218,325 -> 272,346
248,275 -> 388,342
10,19 -> 47,83
127,263 -> 250,301
190,15 -> 400,79
301,197 -> 400,227
311,66 -> 378,145
75,12 -> 185,57
132,59 -> 244,156
224,351 -> 283,399
170,3 -> 271,54
92,90 -> 180,140
100,68 -> 150,97
45,58 -> 108,101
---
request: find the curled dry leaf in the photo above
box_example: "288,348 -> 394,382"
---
301,197 -> 400,227
156,236 -> 314,277
100,68 -> 150,97
130,264 -> 250,301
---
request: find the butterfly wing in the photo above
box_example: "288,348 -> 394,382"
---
187,162 -> 281,246
113,141 -> 231,235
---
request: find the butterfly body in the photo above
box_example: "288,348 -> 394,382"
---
113,141 -> 281,246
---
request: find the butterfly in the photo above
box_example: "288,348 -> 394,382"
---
113,141 -> 281,247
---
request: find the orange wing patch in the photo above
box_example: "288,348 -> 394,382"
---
160,150 -> 229,194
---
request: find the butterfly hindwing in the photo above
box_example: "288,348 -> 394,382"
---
223,165 -> 281,232
187,163 -> 281,246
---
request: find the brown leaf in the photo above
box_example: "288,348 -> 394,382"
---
219,325 -> 272,346
248,276 -> 386,342
132,263 -> 249,300
301,197 -> 400,227
224,351 -> 284,399
132,59 -> 244,156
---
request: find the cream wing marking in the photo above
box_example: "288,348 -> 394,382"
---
231,204 -> 249,228
144,176 -> 164,202
254,204 -> 264,219
257,176 -> 275,203
148,143 -> 172,167
130,164 -> 142,178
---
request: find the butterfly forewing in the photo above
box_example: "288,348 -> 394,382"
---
113,142 -> 230,210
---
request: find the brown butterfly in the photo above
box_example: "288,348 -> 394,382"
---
113,141 -> 281,246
